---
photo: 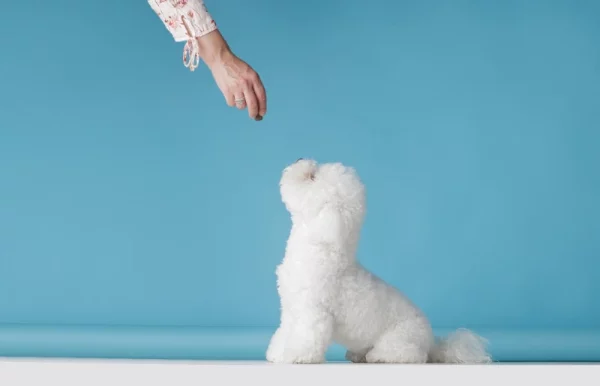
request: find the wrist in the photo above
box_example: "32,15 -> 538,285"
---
196,30 -> 231,68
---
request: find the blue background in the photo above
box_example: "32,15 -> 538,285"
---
0,0 -> 599,361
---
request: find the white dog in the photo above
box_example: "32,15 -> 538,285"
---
266,159 -> 492,364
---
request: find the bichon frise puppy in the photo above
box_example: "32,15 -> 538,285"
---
266,159 -> 491,364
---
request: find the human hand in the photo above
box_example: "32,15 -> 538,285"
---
197,31 -> 267,121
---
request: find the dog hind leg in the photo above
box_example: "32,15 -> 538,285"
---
365,319 -> 434,364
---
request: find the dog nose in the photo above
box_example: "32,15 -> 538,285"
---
296,158 -> 304,163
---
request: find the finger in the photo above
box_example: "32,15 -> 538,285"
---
234,92 -> 247,110
253,79 -> 267,117
224,91 -> 235,108
243,86 -> 260,120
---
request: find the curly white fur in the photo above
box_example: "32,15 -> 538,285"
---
266,159 -> 492,364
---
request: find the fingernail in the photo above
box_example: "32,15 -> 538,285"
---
255,115 -> 263,121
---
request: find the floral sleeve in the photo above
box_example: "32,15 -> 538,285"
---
148,0 -> 217,42
148,0 -> 218,71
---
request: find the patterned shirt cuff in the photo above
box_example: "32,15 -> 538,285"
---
148,0 -> 218,43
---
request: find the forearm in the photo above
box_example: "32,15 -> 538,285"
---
195,29 -> 231,69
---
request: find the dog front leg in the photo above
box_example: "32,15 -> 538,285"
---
266,326 -> 287,363
277,309 -> 334,364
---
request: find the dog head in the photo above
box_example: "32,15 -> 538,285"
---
279,159 -> 366,242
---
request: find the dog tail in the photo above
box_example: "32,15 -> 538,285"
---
428,328 -> 492,364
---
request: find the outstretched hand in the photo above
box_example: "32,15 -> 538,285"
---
197,31 -> 267,121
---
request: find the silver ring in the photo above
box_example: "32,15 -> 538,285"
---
235,98 -> 246,104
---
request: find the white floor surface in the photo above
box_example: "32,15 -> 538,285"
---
0,358 -> 599,386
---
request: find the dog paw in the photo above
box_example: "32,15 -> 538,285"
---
345,351 -> 367,363
290,353 -> 326,364
267,350 -> 325,364
266,354 -> 285,364
266,346 -> 285,363
365,348 -> 429,364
